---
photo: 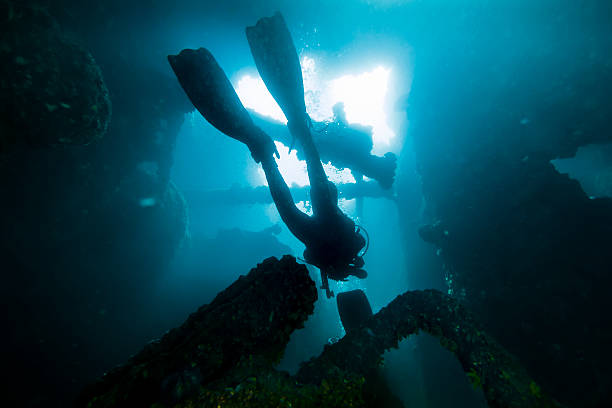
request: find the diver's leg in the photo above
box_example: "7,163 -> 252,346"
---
288,119 -> 337,219
259,154 -> 313,244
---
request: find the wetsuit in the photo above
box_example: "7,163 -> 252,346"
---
254,114 -> 366,296
167,46 -> 366,297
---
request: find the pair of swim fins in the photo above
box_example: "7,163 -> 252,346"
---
168,12 -> 305,160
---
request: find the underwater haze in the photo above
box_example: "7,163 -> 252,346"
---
2,0 -> 612,407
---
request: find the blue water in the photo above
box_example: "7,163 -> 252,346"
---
2,1 -> 611,407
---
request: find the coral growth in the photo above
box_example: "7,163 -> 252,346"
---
78,257 -> 561,408
0,1 -> 111,154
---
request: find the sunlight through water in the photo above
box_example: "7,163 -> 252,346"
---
235,56 -> 393,188
330,66 -> 394,145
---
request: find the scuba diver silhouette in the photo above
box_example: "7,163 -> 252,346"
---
168,12 -> 368,298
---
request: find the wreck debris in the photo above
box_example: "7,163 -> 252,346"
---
0,1 -> 111,154
76,256 -> 317,407
78,256 -> 563,408
298,289 -> 566,408
251,111 -> 397,189
182,180 -> 394,208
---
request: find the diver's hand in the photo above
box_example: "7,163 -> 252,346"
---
249,127 -> 280,163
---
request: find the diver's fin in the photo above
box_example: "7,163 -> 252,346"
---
336,289 -> 373,333
246,12 -> 307,126
168,48 -> 279,161
168,48 -> 256,144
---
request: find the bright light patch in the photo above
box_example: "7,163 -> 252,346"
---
139,197 -> 157,207
322,162 -> 356,184
330,66 -> 394,145
235,75 -> 287,123
235,56 -> 320,124
237,56 -> 395,190
296,201 -> 313,216
301,56 -> 329,121
338,198 -> 357,214
257,142 -> 309,187
235,57 -> 395,147
256,143 -> 355,188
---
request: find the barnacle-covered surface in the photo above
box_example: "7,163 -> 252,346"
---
76,256 -> 318,408
408,2 -> 612,406
298,289 -> 565,408
1,3 -> 193,404
175,358 -> 367,408
78,256 -> 558,408
0,1 -> 111,154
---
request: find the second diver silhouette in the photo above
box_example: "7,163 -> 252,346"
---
168,13 -> 368,298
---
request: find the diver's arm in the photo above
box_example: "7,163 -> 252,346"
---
288,118 -> 337,220
259,154 -> 313,243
